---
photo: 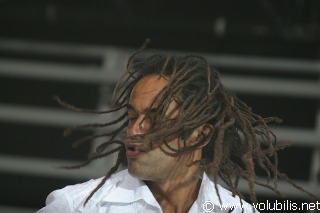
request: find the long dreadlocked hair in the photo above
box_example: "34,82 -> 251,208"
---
55,41 -> 319,207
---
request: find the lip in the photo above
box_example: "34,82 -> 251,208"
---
126,149 -> 141,158
125,145 -> 146,158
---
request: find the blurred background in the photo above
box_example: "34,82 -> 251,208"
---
0,0 -> 319,212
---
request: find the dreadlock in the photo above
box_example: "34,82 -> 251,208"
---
57,43 -> 319,206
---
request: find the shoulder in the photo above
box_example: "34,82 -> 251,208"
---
59,169 -> 130,206
36,169 -> 130,213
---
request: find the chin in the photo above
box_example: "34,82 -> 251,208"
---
127,164 -> 141,177
128,166 -> 145,179
128,166 -> 155,181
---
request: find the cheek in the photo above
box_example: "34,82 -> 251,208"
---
165,101 -> 180,119
158,138 -> 184,155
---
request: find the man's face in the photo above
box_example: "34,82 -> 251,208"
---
125,74 -> 197,181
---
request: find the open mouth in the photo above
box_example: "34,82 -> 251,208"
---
127,146 -> 136,151
126,145 -> 140,157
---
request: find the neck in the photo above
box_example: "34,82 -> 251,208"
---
145,165 -> 202,213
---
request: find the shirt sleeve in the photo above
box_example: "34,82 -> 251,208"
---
36,189 -> 74,213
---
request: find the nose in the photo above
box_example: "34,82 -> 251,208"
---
127,115 -> 151,136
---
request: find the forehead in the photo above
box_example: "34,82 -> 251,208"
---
129,75 -> 168,111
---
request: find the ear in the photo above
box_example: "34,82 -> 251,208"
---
188,123 -> 213,148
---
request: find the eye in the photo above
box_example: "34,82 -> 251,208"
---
127,108 -> 138,123
128,116 -> 137,124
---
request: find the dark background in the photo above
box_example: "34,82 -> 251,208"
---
0,0 -> 319,212
1,0 -> 319,58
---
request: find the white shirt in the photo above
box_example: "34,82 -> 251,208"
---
36,169 -> 257,213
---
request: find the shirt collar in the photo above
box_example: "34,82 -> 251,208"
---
101,171 -> 160,207
197,172 -> 223,205
101,170 -> 227,206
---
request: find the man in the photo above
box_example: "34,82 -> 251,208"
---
37,50 -> 312,213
